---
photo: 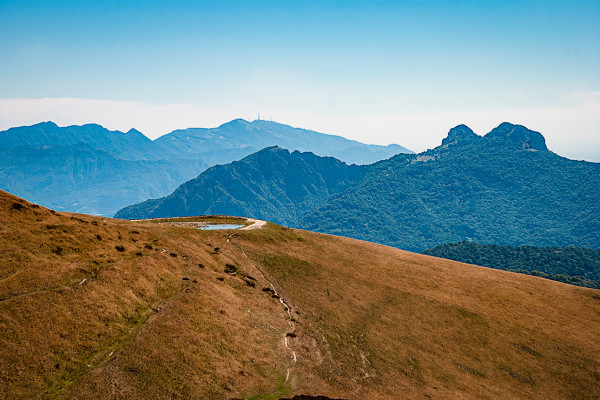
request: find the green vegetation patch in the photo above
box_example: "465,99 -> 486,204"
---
245,374 -> 291,400
257,255 -> 317,280
422,242 -> 600,289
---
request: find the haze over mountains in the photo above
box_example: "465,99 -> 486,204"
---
115,147 -> 366,226
0,119 -> 411,216
155,118 -> 411,166
117,122 -> 600,253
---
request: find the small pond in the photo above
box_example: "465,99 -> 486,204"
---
198,223 -> 244,230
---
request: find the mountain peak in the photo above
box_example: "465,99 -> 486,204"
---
442,124 -> 478,146
38,121 -> 59,128
78,123 -> 106,130
238,145 -> 288,162
218,118 -> 251,129
258,145 -> 285,153
126,128 -> 143,135
485,122 -> 548,151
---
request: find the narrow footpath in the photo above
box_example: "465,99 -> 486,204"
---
226,230 -> 298,382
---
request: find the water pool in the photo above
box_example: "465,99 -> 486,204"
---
198,223 -> 244,230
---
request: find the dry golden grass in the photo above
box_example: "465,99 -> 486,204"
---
1,189 -> 599,399
0,191 -> 289,399
234,227 -> 600,399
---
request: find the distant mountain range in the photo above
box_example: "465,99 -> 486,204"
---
116,123 -> 600,252
153,118 -> 411,166
115,146 -> 366,224
0,119 -> 411,216
0,144 -> 205,216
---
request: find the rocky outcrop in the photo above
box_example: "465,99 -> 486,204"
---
485,122 -> 548,151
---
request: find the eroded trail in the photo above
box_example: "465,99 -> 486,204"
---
240,218 -> 268,230
227,232 -> 298,382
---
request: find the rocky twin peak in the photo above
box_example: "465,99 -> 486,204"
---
485,122 -> 548,151
441,122 -> 548,151
441,124 -> 478,146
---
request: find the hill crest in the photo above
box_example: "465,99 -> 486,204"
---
485,122 -> 548,151
1,189 -> 599,399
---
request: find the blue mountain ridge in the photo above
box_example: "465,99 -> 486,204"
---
0,119 -> 412,216
116,122 -> 600,253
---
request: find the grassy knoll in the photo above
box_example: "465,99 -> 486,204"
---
1,189 -> 599,399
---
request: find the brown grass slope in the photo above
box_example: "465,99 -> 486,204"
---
0,189 -> 599,399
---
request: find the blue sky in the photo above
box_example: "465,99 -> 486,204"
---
1,0 -> 599,160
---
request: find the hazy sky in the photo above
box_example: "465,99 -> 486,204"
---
1,0 -> 599,160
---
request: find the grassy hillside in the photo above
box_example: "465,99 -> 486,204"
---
1,190 -> 599,399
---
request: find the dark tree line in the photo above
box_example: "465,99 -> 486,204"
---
422,242 -> 600,289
